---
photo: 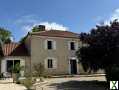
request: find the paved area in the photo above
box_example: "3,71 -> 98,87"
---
0,78 -> 26,90
0,76 -> 107,90
36,76 -> 107,90
0,83 -> 26,90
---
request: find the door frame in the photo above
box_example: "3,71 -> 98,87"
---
69,57 -> 79,74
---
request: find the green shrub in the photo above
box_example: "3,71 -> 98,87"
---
105,65 -> 119,81
0,73 -> 3,79
20,77 -> 35,90
33,63 -> 45,77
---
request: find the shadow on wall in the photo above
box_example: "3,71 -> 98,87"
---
47,80 -> 108,90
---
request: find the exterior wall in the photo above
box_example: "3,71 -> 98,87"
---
1,56 -> 31,76
30,35 -> 81,75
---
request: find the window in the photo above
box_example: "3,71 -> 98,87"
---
45,58 -> 57,69
48,59 -> 53,68
45,39 -> 56,50
7,60 -> 20,73
47,41 -> 52,49
68,41 -> 78,50
70,42 -> 75,50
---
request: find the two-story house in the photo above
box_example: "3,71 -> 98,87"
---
1,25 -> 85,76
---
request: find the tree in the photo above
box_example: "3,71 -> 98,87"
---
19,25 -> 45,43
0,27 -> 12,44
32,25 -> 45,32
0,44 -> 3,57
76,20 -> 119,81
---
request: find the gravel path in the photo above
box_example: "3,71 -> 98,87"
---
36,76 -> 107,90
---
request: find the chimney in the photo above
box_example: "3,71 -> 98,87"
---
38,25 -> 45,31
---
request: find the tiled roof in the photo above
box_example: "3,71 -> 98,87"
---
31,30 -> 79,39
2,43 -> 29,56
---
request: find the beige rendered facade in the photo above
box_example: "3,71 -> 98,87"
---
29,35 -> 80,75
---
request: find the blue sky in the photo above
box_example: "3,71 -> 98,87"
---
0,0 -> 119,41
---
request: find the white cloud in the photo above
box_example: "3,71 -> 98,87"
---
15,15 -> 68,35
22,22 -> 68,33
39,22 -> 68,31
105,8 -> 119,25
15,15 -> 68,34
15,15 -> 39,24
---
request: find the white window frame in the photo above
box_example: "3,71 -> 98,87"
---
44,39 -> 56,50
44,57 -> 57,69
68,41 -> 78,50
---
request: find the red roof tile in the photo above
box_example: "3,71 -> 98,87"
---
2,43 -> 29,56
31,30 -> 79,39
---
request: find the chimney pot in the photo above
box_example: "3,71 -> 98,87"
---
38,25 -> 45,31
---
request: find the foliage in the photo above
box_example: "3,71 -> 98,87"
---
0,27 -> 12,44
0,44 -> 3,57
19,25 -> 45,43
19,35 -> 27,43
32,25 -> 45,32
13,63 -> 21,73
33,63 -> 45,77
20,77 -> 35,90
76,19 -> 119,81
12,63 -> 25,83
0,73 -> 3,79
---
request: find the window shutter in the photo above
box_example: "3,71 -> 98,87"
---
53,41 -> 56,50
1,60 -> 6,73
20,60 -> 25,76
44,59 -> 48,69
44,40 -> 47,50
68,41 -> 70,50
75,42 -> 79,50
20,60 -> 25,67
53,59 -> 57,69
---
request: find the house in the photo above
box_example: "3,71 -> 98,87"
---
0,25 -> 86,76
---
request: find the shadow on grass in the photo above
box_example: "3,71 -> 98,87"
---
48,80 -> 108,90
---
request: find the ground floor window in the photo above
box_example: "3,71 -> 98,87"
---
45,58 -> 57,69
48,59 -> 53,68
6,60 -> 20,73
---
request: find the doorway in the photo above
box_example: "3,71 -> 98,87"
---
70,59 -> 77,74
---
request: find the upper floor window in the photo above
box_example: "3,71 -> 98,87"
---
70,42 -> 75,50
68,41 -> 78,50
45,39 -> 56,50
47,41 -> 53,49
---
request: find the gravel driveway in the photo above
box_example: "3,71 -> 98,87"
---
0,75 -> 107,90
36,75 -> 108,90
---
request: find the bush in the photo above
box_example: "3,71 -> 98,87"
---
20,77 -> 35,90
33,63 -> 45,77
0,73 -> 3,79
105,65 -> 119,81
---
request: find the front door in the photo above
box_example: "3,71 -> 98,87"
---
70,59 -> 77,74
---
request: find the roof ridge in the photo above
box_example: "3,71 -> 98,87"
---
30,30 -> 79,38
30,30 -> 48,34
